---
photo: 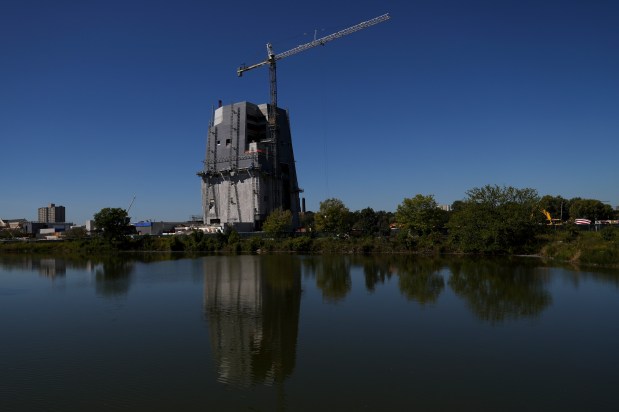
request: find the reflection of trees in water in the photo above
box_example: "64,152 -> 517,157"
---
305,255 -> 446,302
0,254 -> 146,297
577,267 -> 619,288
203,255 -> 301,388
448,257 -> 552,323
95,257 -> 135,297
356,255 -> 445,303
359,256 -> 394,292
541,259 -> 619,289
396,257 -> 445,305
314,256 -> 351,303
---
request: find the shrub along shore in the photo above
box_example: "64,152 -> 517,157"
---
3,185 -> 618,267
1,227 -> 618,267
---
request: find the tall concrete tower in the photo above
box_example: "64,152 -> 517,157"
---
198,101 -> 301,231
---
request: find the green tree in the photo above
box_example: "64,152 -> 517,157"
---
64,226 -> 88,239
569,198 -> 614,221
539,195 -> 568,222
447,185 -> 541,254
450,200 -> 466,213
93,207 -> 129,241
299,211 -> 315,232
0,228 -> 28,239
351,208 -> 393,237
226,229 -> 240,245
262,209 -> 293,237
395,194 -> 447,236
375,211 -> 395,236
351,207 -> 378,237
314,198 -> 351,235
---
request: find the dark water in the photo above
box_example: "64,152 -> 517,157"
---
1,254 -> 618,411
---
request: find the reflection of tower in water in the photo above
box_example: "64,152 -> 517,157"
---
203,255 -> 301,387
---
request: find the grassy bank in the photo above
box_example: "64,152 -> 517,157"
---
539,227 -> 619,266
2,227 -> 618,267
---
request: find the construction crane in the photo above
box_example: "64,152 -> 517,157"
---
127,195 -> 136,215
238,13 -> 389,131
237,13 -> 390,206
124,195 -> 136,226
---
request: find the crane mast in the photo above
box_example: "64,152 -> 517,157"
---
237,13 -> 390,211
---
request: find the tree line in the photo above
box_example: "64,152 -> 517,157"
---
263,184 -> 618,255
52,184 -> 615,261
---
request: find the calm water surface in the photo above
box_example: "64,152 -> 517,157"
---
1,254 -> 618,411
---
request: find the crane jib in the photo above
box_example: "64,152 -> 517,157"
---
237,13 -> 390,75
275,14 -> 390,61
233,12 -> 390,218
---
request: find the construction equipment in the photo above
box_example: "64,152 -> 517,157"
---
237,13 -> 390,112
237,13 -> 390,206
542,209 -> 562,225
124,195 -> 136,226
127,195 -> 136,215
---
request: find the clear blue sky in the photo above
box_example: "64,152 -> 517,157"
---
2,0 -> 618,224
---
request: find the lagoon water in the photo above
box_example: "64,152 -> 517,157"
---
1,254 -> 618,411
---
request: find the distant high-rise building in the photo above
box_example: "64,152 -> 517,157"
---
38,203 -> 66,223
198,101 -> 301,231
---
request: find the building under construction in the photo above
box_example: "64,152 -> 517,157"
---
198,101 -> 301,231
197,14 -> 389,232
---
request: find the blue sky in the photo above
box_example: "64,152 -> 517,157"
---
2,0 -> 618,224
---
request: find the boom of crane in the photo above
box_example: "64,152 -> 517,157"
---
125,195 -> 136,225
236,13 -> 389,209
127,195 -> 136,213
237,13 -> 390,78
237,13 -> 390,133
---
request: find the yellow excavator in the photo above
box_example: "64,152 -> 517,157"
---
542,209 -> 562,225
